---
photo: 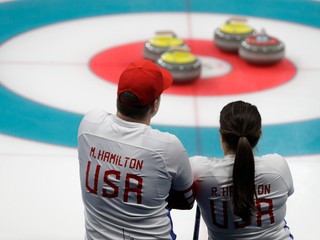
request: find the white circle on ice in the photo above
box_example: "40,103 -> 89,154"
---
199,56 -> 232,79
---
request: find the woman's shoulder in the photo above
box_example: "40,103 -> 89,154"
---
190,155 -> 219,164
256,153 -> 291,174
190,155 -> 210,162
257,153 -> 286,164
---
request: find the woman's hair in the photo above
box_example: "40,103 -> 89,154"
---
219,101 -> 262,223
117,91 -> 152,120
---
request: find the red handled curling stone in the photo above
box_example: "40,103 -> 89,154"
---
239,29 -> 285,65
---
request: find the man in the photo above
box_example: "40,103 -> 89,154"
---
78,59 -> 194,239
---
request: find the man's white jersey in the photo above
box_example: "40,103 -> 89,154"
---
190,154 -> 294,240
78,110 -> 193,240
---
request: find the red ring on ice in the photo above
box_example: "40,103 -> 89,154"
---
89,39 -> 296,96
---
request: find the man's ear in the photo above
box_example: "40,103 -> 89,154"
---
151,97 -> 160,116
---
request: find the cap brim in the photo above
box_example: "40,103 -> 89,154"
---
159,67 -> 173,90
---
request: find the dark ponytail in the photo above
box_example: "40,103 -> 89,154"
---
220,101 -> 261,223
233,136 -> 256,222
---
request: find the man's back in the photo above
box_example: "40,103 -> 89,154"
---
78,110 -> 193,239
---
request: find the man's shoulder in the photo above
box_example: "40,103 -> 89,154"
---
148,127 -> 181,145
80,109 -> 114,128
78,109 -> 112,137
83,109 -> 111,122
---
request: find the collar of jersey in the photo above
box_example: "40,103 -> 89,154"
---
112,114 -> 150,128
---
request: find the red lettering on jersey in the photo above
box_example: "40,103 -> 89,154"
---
102,170 -> 120,198
221,186 -> 233,197
124,174 -> 143,204
257,184 -> 271,195
90,147 -> 96,158
134,159 -> 143,170
97,150 -> 105,160
85,161 -> 101,194
124,157 -> 144,170
210,199 -> 228,228
209,198 -> 275,229
103,151 -> 110,162
85,165 -> 143,204
211,187 -> 218,197
256,198 -> 274,226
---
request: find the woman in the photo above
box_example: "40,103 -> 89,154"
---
190,101 -> 294,239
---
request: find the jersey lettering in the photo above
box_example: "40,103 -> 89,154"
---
256,198 -> 274,226
85,161 -> 143,204
210,199 -> 228,228
89,147 -> 144,170
124,174 -> 143,204
209,198 -> 275,228
102,170 -> 120,198
86,161 -> 100,194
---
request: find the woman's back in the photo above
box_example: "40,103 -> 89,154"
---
190,153 -> 294,240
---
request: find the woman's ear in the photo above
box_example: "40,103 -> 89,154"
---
220,132 -> 227,153
219,131 -> 224,142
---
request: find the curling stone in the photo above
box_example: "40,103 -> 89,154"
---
214,17 -> 256,52
143,31 -> 189,62
157,47 -> 201,83
239,29 -> 285,65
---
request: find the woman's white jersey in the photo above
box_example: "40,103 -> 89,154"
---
78,110 -> 194,240
190,154 -> 294,240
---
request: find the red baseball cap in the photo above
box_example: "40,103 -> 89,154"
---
117,60 -> 173,106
